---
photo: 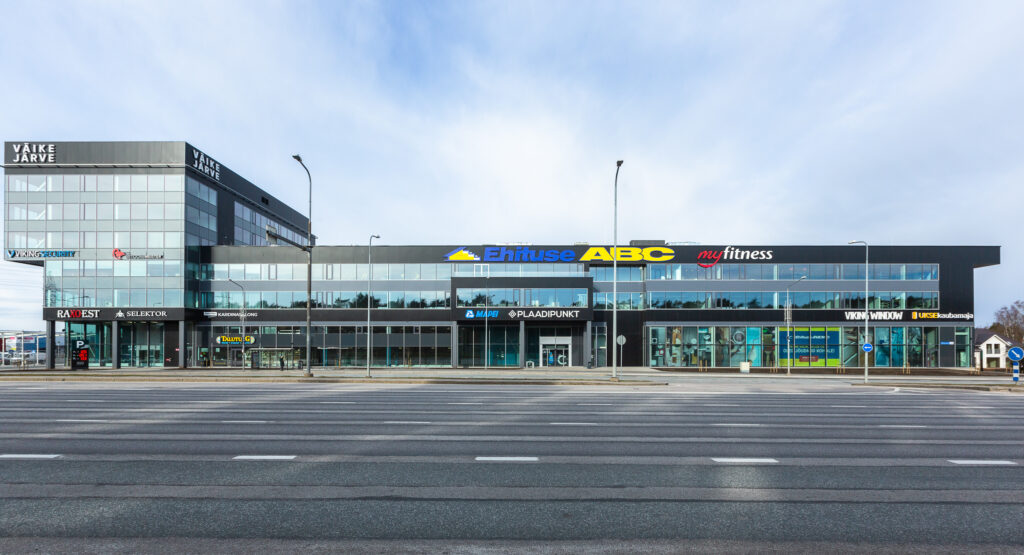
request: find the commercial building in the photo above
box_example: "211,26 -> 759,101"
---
4,141 -> 1000,369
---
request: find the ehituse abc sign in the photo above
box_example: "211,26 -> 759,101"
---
445,246 -> 675,262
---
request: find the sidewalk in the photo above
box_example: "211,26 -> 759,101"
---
0,365 -> 663,386
0,365 -> 1019,388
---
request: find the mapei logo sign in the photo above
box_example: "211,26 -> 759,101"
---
444,246 -> 675,263
696,246 -> 774,268
464,309 -> 499,319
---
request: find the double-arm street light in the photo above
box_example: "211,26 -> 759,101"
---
782,274 -> 806,376
367,234 -> 380,378
265,155 -> 314,377
611,160 -> 623,380
227,278 -> 247,368
848,240 -> 869,383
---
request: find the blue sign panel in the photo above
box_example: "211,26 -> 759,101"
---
863,342 -> 873,353
1008,346 -> 1024,362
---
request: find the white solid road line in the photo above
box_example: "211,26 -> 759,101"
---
550,422 -> 598,426
319,401 -> 357,404
712,457 -> 779,464
0,454 -> 62,459
55,419 -> 108,423
711,423 -> 763,427
383,421 -> 431,424
66,400 -> 105,403
879,425 -> 927,428
577,403 -> 613,406
475,456 -> 539,462
232,455 -> 297,460
948,459 -> 1017,466
221,420 -> 269,424
448,402 -> 484,405
832,405 -> 868,408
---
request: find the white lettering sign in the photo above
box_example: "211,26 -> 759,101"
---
11,143 -> 55,163
191,148 -> 221,181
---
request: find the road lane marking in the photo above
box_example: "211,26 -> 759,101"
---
577,403 -> 613,406
383,421 -> 431,424
319,402 -> 356,404
712,458 -> 778,464
0,454 -> 61,459
550,422 -> 598,426
16,387 -> 47,390
66,400 -> 105,403
55,419 -> 108,423
948,459 -> 1017,465
831,405 -> 867,408
475,456 -> 539,462
221,420 -> 268,424
704,404 -> 741,407
879,425 -> 927,428
448,402 -> 484,405
232,455 -> 296,460
711,423 -> 763,427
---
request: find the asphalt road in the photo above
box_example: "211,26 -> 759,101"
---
0,380 -> 1022,553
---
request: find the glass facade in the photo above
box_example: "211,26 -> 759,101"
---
191,325 -> 452,368
647,325 -> 973,368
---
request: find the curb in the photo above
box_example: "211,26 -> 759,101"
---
853,382 -> 1023,393
0,375 -> 664,386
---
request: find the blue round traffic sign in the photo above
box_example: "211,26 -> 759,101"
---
862,343 -> 873,353
1008,346 -> 1024,362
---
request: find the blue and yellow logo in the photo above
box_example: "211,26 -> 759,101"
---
445,247 -> 480,261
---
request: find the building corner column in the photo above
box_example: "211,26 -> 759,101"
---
178,321 -> 186,368
111,320 -> 120,369
584,321 -> 592,368
519,320 -> 525,368
451,321 -> 458,368
45,320 -> 55,369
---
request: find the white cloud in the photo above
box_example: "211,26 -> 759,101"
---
1,0 -> 1022,329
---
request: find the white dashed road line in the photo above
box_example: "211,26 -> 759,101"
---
475,456 -> 539,462
711,457 -> 779,464
232,455 -> 296,460
948,459 -> 1017,466
0,454 -> 62,459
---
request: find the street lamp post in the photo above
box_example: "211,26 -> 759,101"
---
367,234 -> 379,377
293,155 -> 313,377
849,240 -> 869,383
785,275 -> 807,376
227,279 -> 247,368
611,160 -> 623,380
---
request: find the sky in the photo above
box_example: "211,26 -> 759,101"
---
1,0 -> 1022,330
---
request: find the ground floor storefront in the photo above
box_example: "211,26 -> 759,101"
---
53,319 -> 972,370
646,324 -> 974,368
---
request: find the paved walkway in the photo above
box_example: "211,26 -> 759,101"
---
1,365 -> 1019,387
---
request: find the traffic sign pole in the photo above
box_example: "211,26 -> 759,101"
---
1008,347 -> 1023,384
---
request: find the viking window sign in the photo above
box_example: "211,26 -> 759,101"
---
215,335 -> 256,346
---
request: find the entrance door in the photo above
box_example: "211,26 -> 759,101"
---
541,343 -> 570,367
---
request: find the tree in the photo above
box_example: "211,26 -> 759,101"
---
990,300 -> 1024,346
